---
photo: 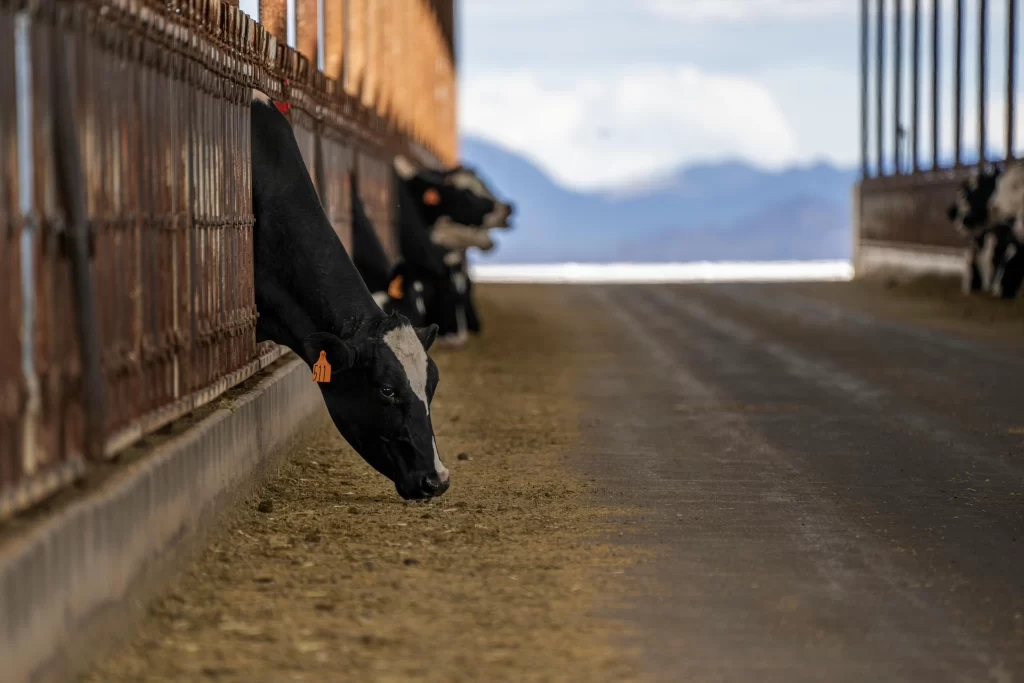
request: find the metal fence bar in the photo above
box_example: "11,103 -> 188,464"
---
912,0 -> 920,171
979,0 -> 988,163
1009,0 -> 1017,158
894,0 -> 903,172
932,0 -> 940,169
954,0 -> 963,166
862,0 -> 870,177
877,0 -> 886,175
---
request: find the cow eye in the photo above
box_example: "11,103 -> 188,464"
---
379,386 -> 395,401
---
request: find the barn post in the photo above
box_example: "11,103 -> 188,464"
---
260,0 -> 288,45
296,0 -> 319,69
323,0 -> 345,82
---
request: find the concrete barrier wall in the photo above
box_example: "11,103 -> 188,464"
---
0,354 -> 326,683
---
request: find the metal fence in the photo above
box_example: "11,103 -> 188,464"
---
857,0 -> 1019,257
0,0 -> 457,520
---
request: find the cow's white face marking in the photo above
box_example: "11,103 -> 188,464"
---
384,325 -> 448,480
384,325 -> 429,409
251,88 -> 272,106
449,170 -> 494,200
393,155 -> 418,180
433,438 -> 449,483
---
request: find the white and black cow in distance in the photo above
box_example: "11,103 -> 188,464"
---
442,165 -> 515,231
946,163 -> 1024,298
394,155 -> 498,252
250,89 -> 450,500
389,160 -> 517,345
436,166 -> 515,337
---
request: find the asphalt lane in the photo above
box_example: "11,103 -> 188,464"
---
566,283 -> 1024,683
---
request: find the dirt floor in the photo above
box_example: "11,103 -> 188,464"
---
80,288 -> 651,683
79,276 -> 1024,682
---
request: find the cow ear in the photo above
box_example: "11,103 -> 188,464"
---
415,324 -> 438,351
303,332 -> 359,371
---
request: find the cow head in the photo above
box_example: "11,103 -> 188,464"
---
302,315 -> 448,500
442,166 -> 515,229
947,166 -> 1002,237
394,155 -> 496,228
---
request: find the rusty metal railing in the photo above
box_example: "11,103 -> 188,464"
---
0,0 -> 456,520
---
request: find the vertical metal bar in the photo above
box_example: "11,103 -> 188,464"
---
877,0 -> 886,175
862,0 -> 871,177
954,0 -> 963,166
912,0 -> 920,170
1010,0 -> 1018,158
932,0 -> 940,168
894,0 -> 903,173
14,13 -> 39,481
979,0 -> 988,163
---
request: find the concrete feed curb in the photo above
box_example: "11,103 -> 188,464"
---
0,355 -> 326,683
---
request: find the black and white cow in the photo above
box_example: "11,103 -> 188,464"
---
442,166 -> 515,231
394,156 -> 497,252
946,164 -> 1024,298
436,166 -> 516,337
250,89 -> 449,500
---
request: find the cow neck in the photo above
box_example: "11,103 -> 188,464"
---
395,173 -> 448,278
251,102 -> 382,348
350,178 -> 393,293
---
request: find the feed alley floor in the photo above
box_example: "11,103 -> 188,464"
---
83,280 -> 1024,682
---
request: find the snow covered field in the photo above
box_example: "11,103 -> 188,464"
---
469,261 -> 854,284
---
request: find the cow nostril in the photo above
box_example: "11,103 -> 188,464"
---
421,473 -> 442,494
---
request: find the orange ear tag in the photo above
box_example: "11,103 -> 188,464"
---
388,274 -> 405,299
423,188 -> 441,206
312,350 -> 332,383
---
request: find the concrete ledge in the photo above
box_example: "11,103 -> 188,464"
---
0,355 -> 327,683
854,240 -> 965,281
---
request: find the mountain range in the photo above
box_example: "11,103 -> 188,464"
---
458,136 -> 858,264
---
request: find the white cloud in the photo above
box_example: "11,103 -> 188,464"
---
645,0 -> 855,22
459,65 -> 800,189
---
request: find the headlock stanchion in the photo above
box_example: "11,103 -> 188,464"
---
0,0 -> 458,520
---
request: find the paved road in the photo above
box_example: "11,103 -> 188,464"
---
567,284 -> 1024,683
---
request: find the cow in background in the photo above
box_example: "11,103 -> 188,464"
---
439,166 -> 517,336
946,164 -> 1024,299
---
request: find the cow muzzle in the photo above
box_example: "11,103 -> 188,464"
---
396,471 -> 451,500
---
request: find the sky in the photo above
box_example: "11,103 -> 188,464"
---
458,0 -> 1023,190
